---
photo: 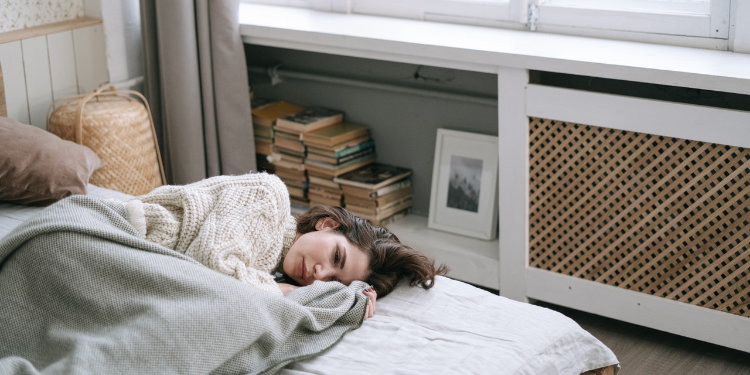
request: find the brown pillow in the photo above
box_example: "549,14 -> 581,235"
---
0,117 -> 102,206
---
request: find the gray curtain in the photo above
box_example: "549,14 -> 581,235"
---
140,0 -> 256,184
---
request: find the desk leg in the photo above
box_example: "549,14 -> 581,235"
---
497,67 -> 529,302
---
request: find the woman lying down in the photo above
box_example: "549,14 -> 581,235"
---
125,171 -> 447,315
0,171 -> 446,374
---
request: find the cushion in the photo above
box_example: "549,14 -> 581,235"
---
0,117 -> 102,206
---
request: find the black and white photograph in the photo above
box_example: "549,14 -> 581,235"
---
446,155 -> 482,212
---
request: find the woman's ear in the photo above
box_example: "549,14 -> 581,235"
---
315,217 -> 340,231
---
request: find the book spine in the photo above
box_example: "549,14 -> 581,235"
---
370,178 -> 412,198
305,152 -> 376,170
334,140 -> 375,158
335,147 -> 375,164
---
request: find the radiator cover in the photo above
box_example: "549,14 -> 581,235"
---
528,117 -> 749,318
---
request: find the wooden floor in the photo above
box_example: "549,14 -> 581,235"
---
535,302 -> 750,375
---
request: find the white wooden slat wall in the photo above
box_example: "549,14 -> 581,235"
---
73,25 -> 108,94
0,24 -> 108,129
47,31 -> 80,100
22,36 -> 53,128
0,41 -> 29,124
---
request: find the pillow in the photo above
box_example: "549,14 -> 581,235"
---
0,117 -> 102,206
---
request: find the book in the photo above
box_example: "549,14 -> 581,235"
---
333,163 -> 412,190
306,138 -> 374,159
345,194 -> 413,216
279,175 -> 306,189
343,186 -> 413,209
274,168 -> 307,187
346,196 -> 413,225
274,128 -> 303,141
273,130 -> 306,153
254,138 -> 273,155
340,178 -> 412,199
308,175 -> 342,190
252,100 -> 304,127
253,124 -> 274,139
268,150 -> 304,165
275,107 -> 344,133
308,194 -> 343,207
286,185 -> 307,200
302,122 -> 369,148
344,208 -> 410,227
306,145 -> 376,165
304,152 -> 376,175
267,154 -> 305,171
308,185 -> 343,200
305,157 -> 376,179
290,197 -> 310,217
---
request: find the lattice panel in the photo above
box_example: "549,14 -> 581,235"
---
528,117 -> 749,317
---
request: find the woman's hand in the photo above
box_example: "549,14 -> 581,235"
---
363,286 -> 377,319
277,282 -> 299,296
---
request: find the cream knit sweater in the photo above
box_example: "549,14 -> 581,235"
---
126,172 -> 298,295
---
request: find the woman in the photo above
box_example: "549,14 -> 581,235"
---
126,172 -> 446,318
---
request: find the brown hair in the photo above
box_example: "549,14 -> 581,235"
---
296,205 -> 448,297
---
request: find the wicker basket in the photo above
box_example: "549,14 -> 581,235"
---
47,85 -> 165,196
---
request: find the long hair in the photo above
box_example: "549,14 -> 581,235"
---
296,206 -> 448,297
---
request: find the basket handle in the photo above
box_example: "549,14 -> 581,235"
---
47,85 -> 167,186
73,85 -> 116,144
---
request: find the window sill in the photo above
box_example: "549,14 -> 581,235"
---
239,3 -> 750,95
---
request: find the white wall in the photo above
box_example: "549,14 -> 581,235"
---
100,0 -> 144,91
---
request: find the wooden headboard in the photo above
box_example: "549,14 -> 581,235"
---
0,63 -> 6,117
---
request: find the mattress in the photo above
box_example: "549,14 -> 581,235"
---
0,186 -> 619,374
0,185 -> 132,238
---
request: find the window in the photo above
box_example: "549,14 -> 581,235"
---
533,0 -> 730,39
242,0 -> 740,49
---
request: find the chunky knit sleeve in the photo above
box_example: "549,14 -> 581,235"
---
126,173 -> 298,295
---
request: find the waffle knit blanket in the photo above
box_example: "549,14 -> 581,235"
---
0,195 -> 368,375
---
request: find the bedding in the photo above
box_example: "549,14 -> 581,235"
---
0,186 -> 619,374
0,193 -> 369,375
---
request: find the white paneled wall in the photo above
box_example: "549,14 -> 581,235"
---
0,23 -> 108,129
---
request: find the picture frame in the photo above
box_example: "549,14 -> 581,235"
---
428,128 -> 498,240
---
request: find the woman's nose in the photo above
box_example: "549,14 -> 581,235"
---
314,264 -> 332,280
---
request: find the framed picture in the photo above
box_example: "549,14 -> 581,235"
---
428,129 -> 498,240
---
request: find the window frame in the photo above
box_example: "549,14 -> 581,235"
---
240,0 -> 738,49
533,0 -> 730,39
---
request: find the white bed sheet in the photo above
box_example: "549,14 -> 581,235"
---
282,275 -> 618,375
0,186 -> 618,374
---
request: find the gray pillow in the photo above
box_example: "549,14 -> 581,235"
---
0,117 -> 102,206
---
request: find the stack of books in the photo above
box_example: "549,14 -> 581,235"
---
303,121 -> 376,180
334,163 -> 413,226
303,121 -> 375,207
251,100 -> 304,157
271,106 -> 345,209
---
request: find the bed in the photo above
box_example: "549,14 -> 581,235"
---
0,63 -> 619,374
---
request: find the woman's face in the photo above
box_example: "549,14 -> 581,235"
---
283,218 -> 370,286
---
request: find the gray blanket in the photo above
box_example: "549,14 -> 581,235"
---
0,196 -> 368,375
